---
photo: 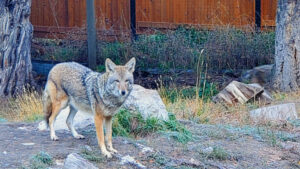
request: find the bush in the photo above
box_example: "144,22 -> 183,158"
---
29,151 -> 53,169
112,110 -> 192,143
32,26 -> 275,72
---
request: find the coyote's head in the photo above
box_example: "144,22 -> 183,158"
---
103,57 -> 136,99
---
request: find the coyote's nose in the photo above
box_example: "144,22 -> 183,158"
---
121,90 -> 126,96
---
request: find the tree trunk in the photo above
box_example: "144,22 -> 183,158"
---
0,0 -> 35,97
272,0 -> 300,91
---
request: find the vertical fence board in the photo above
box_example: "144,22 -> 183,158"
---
261,0 -> 277,27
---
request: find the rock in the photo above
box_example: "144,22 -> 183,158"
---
84,145 -> 92,152
281,141 -> 300,155
122,85 -> 169,121
240,64 -> 273,86
202,147 -> 213,154
55,159 -> 64,166
120,155 -> 146,169
141,146 -> 154,154
212,81 -> 265,105
63,153 -> 98,169
21,143 -> 35,146
38,107 -> 94,131
250,103 -> 298,123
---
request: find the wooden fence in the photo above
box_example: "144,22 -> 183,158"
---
30,0 -> 277,39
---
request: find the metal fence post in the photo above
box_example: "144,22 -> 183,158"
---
130,0 -> 137,40
86,0 -> 97,69
255,0 -> 261,30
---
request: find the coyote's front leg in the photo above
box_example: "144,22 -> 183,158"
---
94,113 -> 112,158
105,116 -> 118,154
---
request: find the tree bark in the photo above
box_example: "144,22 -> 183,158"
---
272,0 -> 300,91
0,0 -> 35,97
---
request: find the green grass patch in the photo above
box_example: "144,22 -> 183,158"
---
159,84 -> 218,103
28,151 -> 53,169
207,147 -> 230,160
80,149 -> 105,163
112,110 -> 192,143
199,146 -> 230,161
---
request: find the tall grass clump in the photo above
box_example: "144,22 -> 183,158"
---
0,88 -> 43,122
29,151 -> 53,169
112,109 -> 192,143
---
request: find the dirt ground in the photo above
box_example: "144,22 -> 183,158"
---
1,120 -> 300,169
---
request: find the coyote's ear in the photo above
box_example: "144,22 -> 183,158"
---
105,58 -> 116,72
125,57 -> 136,73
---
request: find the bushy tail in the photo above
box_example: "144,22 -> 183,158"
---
43,85 -> 52,126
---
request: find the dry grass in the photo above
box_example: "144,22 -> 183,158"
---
159,86 -> 300,126
161,94 -> 250,125
0,88 -> 43,122
0,81 -> 300,126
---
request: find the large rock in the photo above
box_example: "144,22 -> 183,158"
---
38,107 -> 94,131
250,103 -> 298,123
63,153 -> 98,169
122,85 -> 169,121
38,85 -> 169,131
240,64 -> 273,86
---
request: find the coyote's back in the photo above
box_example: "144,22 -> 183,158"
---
43,62 -> 93,124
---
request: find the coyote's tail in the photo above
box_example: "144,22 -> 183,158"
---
43,84 -> 52,126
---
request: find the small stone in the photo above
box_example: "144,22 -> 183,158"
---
84,145 -> 92,152
120,155 -> 146,169
202,147 -> 213,154
141,147 -> 153,154
18,127 -> 28,130
38,120 -> 48,131
281,142 -> 295,151
3,151 -> 7,155
189,158 -> 202,166
55,159 -> 64,166
63,153 -> 98,169
21,143 -> 35,146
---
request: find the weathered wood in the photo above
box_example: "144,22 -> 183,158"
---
272,0 -> 300,91
212,81 -> 272,105
0,0 -> 35,97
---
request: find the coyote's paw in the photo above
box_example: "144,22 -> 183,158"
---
108,147 -> 118,154
51,135 -> 59,141
102,149 -> 112,158
74,134 -> 85,139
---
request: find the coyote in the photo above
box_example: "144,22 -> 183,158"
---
43,58 -> 136,158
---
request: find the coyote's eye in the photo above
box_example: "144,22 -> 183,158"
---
125,79 -> 131,84
114,80 -> 119,83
